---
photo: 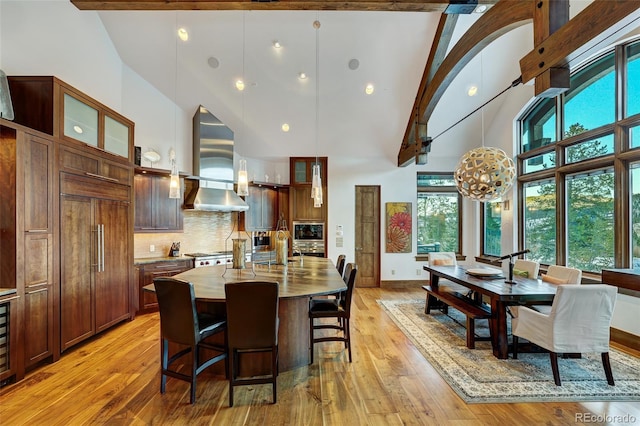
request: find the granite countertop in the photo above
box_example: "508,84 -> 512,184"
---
134,256 -> 194,265
0,288 -> 18,298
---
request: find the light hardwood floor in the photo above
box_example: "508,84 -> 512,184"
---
1,287 -> 638,425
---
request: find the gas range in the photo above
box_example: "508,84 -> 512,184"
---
183,252 -> 251,268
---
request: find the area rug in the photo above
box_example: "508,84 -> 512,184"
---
379,299 -> 640,403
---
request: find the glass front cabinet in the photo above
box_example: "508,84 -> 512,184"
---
8,76 -> 134,162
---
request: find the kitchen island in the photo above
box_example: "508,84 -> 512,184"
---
145,256 -> 346,371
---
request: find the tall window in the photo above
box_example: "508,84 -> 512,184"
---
563,53 -> 615,136
566,169 -> 615,272
518,38 -> 640,272
417,173 -> 461,254
483,201 -> 502,257
627,43 -> 640,117
523,180 -> 556,266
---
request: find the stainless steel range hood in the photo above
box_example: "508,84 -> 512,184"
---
183,179 -> 248,212
184,106 -> 248,212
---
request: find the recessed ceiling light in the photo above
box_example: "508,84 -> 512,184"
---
273,40 -> 282,49
177,28 -> 189,41
298,72 -> 307,80
475,5 -> 487,13
73,125 -> 83,134
207,57 -> 220,69
467,85 -> 478,96
365,84 -> 374,95
281,123 -> 290,132
235,79 -> 245,91
348,59 -> 360,71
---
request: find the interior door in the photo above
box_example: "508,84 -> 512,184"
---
355,186 -> 380,287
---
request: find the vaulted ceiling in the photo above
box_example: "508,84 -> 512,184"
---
69,0 -> 620,166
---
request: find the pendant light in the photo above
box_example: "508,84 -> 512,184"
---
169,14 -> 181,199
236,12 -> 250,197
237,158 -> 249,196
454,51 -> 515,201
169,149 -> 180,199
311,18 -> 323,208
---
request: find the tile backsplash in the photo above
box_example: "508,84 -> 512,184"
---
134,210 -> 238,258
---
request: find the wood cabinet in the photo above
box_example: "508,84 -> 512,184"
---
7,76 -> 134,162
0,122 -> 58,380
59,144 -> 133,352
241,184 -> 278,231
137,260 -> 193,312
289,157 -> 328,223
291,157 -> 327,185
134,172 -> 183,233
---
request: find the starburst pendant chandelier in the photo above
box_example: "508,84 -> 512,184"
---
454,146 -> 515,201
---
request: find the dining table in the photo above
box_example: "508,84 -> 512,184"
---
423,264 -> 560,359
145,256 -> 346,372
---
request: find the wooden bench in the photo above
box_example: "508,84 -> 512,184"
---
422,285 -> 492,349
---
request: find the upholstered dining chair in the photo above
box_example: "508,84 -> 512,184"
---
512,284 -> 618,386
309,262 -> 357,364
154,277 -> 228,404
225,281 -> 280,407
513,259 -> 540,279
426,252 -> 468,314
529,265 -> 583,315
542,264 -> 582,285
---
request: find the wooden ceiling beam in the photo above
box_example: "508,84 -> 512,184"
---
397,0 -> 532,166
71,0 -> 498,12
520,0 -> 640,85
399,13 -> 458,167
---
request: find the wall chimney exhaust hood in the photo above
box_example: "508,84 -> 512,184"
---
184,106 -> 248,212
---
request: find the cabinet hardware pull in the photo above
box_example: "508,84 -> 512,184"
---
26,281 -> 48,288
26,229 -> 48,233
0,295 -> 20,302
96,224 -> 103,272
85,172 -> 119,183
26,288 -> 48,295
101,224 -> 105,272
155,264 -> 179,268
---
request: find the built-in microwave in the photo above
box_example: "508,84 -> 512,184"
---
292,221 -> 325,243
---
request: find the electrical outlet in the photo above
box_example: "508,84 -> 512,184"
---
416,269 -> 421,275
150,244 -> 155,252
391,269 -> 395,275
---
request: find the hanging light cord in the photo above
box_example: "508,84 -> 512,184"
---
315,17 -> 320,163
430,75 -> 523,143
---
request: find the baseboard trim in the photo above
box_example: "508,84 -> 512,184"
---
611,327 -> 640,352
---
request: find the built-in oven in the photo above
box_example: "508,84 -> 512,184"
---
292,221 -> 325,256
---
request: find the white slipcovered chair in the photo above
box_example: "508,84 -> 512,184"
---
530,265 -> 583,315
428,251 -> 458,267
427,252 -> 470,314
512,284 -> 618,386
542,264 -> 582,285
512,259 -> 540,279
